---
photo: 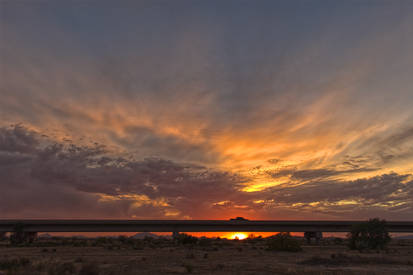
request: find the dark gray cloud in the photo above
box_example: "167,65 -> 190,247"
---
1,125 -> 412,220
0,125 -> 248,219
109,125 -> 220,164
332,125 -> 413,170
249,173 -> 413,220
0,124 -> 39,154
268,167 -> 377,181
267,173 -> 412,204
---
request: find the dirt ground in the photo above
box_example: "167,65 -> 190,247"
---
0,238 -> 412,275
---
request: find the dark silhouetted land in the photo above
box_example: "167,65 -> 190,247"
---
0,235 -> 412,274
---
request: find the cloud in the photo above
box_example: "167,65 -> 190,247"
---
252,173 -> 413,220
1,1 -> 413,220
0,125 -> 247,219
267,167 -> 377,182
269,173 -> 411,204
1,125 -> 412,220
0,124 -> 39,154
109,125 -> 221,165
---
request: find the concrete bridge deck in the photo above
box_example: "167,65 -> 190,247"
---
1,220 -> 413,233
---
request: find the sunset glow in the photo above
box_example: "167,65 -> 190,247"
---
229,233 -> 248,240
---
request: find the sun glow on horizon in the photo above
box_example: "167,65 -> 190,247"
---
229,233 -> 248,240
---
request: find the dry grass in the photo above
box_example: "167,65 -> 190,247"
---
299,253 -> 413,266
0,238 -> 412,274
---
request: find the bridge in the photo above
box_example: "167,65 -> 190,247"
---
1,220 -> 413,233
1,220 -> 413,243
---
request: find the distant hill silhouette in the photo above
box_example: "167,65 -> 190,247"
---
131,232 -> 161,239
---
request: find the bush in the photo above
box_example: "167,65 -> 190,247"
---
266,232 -> 302,252
347,218 -> 391,251
246,234 -> 263,244
117,235 -> 128,244
299,253 -> 405,266
48,262 -> 76,275
0,257 -> 31,270
198,237 -> 212,247
182,263 -> 193,273
174,233 -> 198,245
333,237 -> 343,245
0,232 -> 7,240
79,263 -> 99,275
94,237 -> 110,247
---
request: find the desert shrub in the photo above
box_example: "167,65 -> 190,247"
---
48,262 -> 76,275
117,235 -> 130,245
143,236 -> 155,244
266,232 -> 302,252
198,237 -> 212,247
73,240 -> 88,247
0,257 -> 31,270
0,232 -> 7,241
185,252 -> 195,259
174,233 -> 198,245
215,263 -> 225,271
347,218 -> 391,251
299,253 -> 407,266
146,237 -> 172,248
132,242 -> 145,250
182,263 -> 193,273
333,237 -> 344,245
246,234 -> 263,244
93,237 -> 110,247
79,263 -> 99,275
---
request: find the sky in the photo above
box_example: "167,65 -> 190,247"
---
1,0 -> 413,221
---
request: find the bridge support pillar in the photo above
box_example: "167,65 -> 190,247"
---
10,232 -> 37,244
304,231 -> 323,244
